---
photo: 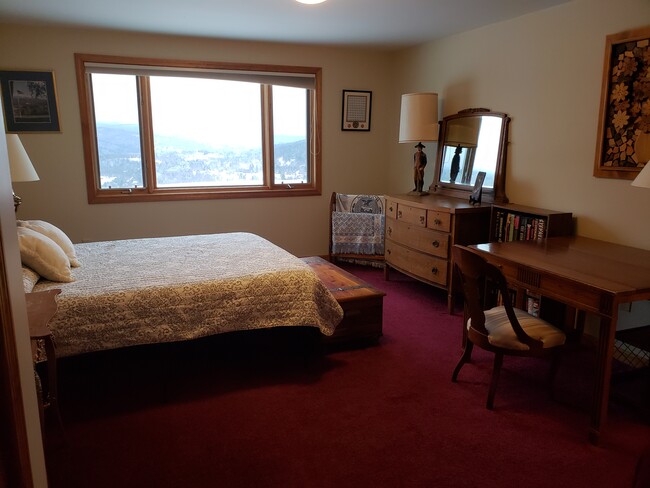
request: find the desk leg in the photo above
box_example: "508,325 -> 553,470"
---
590,314 -> 617,444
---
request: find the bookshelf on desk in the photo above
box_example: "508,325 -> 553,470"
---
488,203 -> 574,321
490,203 -> 573,243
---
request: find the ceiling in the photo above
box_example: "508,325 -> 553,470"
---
0,0 -> 570,49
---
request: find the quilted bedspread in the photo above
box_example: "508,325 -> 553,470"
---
33,232 -> 344,357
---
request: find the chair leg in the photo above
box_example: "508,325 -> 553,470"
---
487,353 -> 504,410
547,349 -> 562,400
452,341 -> 474,382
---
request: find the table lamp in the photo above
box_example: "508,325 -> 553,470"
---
6,134 -> 39,211
444,117 -> 481,184
398,93 -> 438,195
631,162 -> 650,188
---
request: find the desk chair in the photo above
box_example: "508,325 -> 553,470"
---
451,246 -> 566,409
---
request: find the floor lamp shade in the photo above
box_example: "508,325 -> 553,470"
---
6,134 -> 39,182
631,162 -> 650,188
398,93 -> 438,143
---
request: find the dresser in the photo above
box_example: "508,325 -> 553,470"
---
384,193 -> 491,313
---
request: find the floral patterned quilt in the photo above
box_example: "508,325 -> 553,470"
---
33,232 -> 344,357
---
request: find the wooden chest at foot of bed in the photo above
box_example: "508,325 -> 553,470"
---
301,256 -> 385,343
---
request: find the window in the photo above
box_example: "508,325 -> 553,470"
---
75,54 -> 322,203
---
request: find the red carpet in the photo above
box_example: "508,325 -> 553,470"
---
44,263 -> 650,488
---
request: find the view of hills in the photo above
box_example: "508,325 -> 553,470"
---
96,123 -> 307,188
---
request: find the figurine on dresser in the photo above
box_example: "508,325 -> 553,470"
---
412,142 -> 428,194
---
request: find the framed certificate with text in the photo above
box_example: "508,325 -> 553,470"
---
341,90 -> 372,131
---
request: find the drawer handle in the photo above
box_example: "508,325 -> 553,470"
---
398,210 -> 402,218
389,205 -> 394,212
420,216 -> 425,225
387,226 -> 392,236
387,249 -> 391,255
433,218 -> 442,226
431,240 -> 440,248
431,267 -> 438,275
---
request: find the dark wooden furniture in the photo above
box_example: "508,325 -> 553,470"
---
490,203 -> 573,242
430,109 -> 510,204
451,246 -> 566,409
302,256 -> 385,343
26,289 -> 62,431
384,193 -> 490,313
464,236 -> 650,444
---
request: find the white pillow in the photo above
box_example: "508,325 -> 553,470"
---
17,227 -> 74,283
17,219 -> 80,267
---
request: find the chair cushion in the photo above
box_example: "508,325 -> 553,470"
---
469,306 -> 566,351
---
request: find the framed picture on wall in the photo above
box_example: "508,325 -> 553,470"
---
593,26 -> 650,179
341,90 -> 372,131
0,70 -> 61,132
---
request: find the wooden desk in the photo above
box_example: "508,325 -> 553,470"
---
464,236 -> 650,444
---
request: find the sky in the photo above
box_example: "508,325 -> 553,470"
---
91,74 -> 306,148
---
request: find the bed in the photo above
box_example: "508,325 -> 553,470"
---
22,230 -> 344,358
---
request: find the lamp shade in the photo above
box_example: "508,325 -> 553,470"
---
398,93 -> 438,143
445,117 -> 481,147
6,134 -> 39,182
631,163 -> 650,188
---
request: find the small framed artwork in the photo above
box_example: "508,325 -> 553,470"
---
0,70 -> 61,132
593,26 -> 650,179
341,90 -> 372,131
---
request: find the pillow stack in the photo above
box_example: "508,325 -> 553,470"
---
17,220 -> 79,283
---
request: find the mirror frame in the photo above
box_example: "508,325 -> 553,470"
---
429,108 -> 510,204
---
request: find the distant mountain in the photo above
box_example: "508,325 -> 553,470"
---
95,122 -> 307,188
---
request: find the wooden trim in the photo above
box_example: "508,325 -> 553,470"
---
593,26 -> 650,179
74,53 -> 322,204
0,234 -> 33,487
0,136 -> 35,486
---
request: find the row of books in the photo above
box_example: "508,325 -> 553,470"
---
494,211 -> 547,242
494,290 -> 540,317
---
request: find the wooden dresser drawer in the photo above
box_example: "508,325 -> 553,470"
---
427,210 -> 451,232
386,217 -> 449,259
385,198 -> 397,219
385,240 -> 448,286
396,203 -> 427,227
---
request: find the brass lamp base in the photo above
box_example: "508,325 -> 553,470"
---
13,191 -> 21,212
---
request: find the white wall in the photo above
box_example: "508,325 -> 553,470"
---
389,0 -> 650,250
2,1 -> 649,251
0,25 -> 396,257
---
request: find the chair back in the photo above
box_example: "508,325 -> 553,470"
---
453,246 -> 545,350
452,246 -> 492,336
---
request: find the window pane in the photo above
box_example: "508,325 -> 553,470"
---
272,86 -> 308,184
91,73 -> 143,189
149,77 -> 263,187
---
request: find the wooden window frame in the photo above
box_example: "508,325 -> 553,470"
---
74,53 -> 322,204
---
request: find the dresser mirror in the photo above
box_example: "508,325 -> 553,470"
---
430,108 -> 510,203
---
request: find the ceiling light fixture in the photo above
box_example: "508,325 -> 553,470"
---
295,0 -> 327,4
